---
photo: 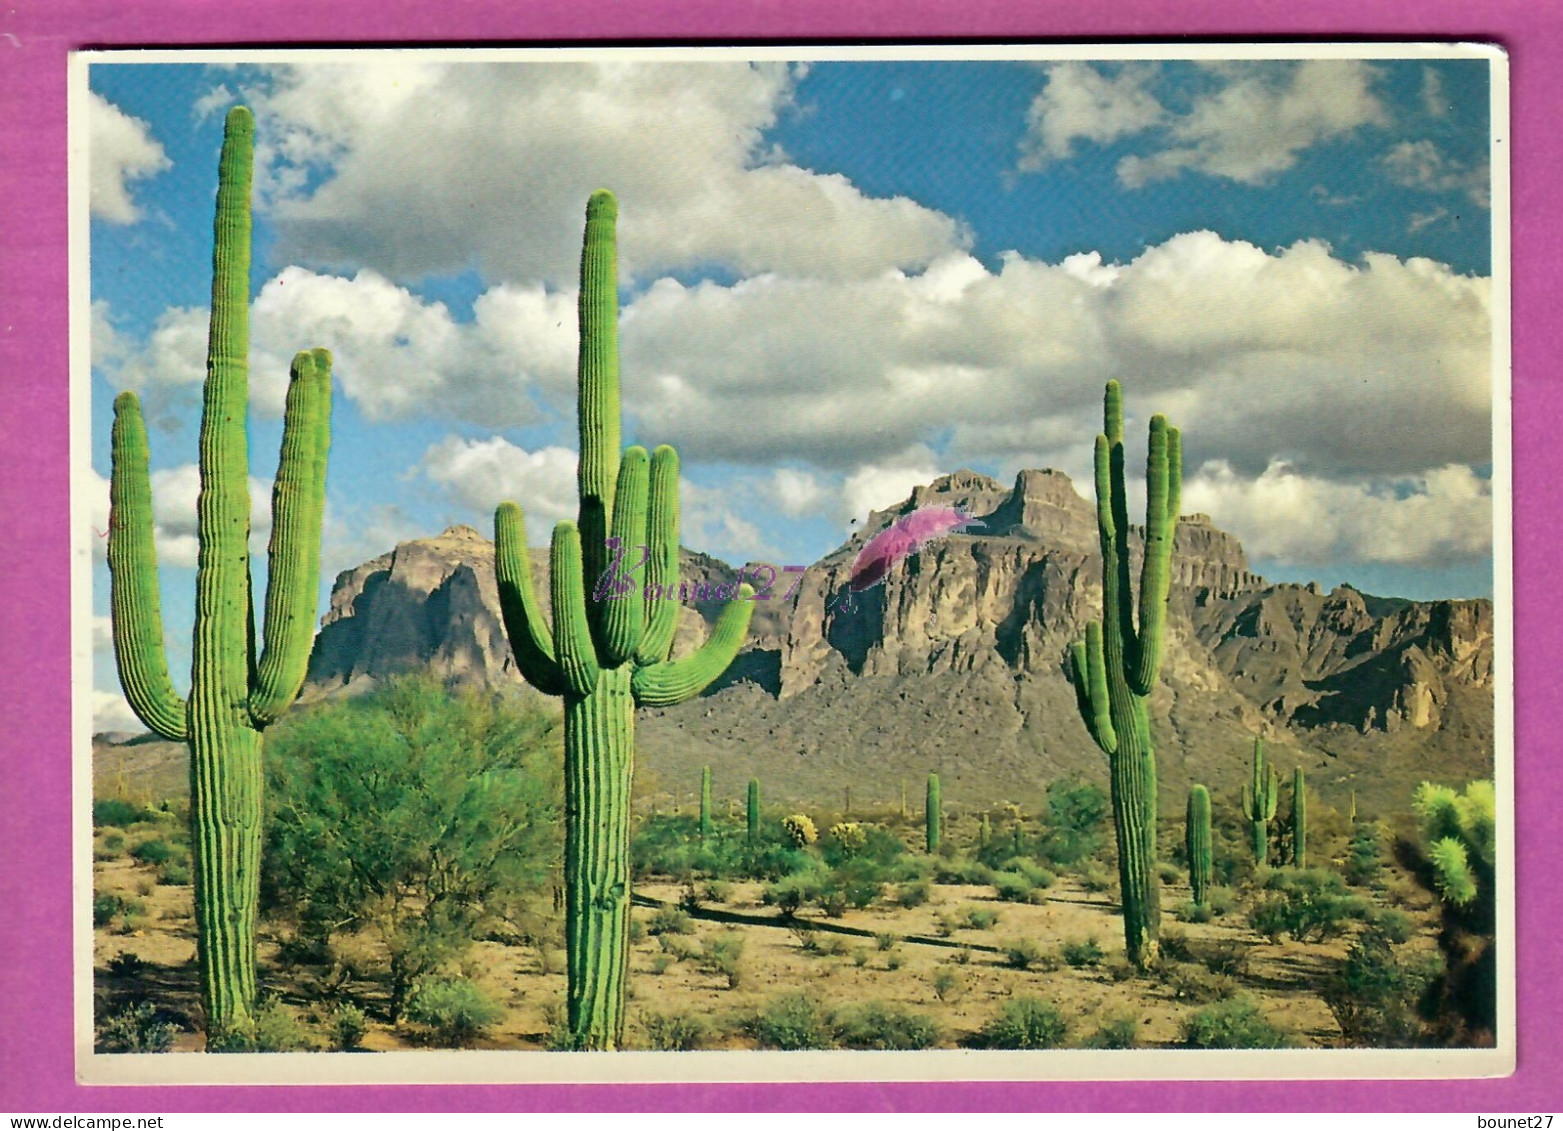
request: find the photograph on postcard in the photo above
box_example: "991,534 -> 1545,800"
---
73,45 -> 1510,1084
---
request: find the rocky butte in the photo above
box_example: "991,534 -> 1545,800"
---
279,468 -> 1492,813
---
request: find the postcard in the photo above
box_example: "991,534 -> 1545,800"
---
67,42 -> 1512,1092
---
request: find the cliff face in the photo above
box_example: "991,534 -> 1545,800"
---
296,469 -> 1495,809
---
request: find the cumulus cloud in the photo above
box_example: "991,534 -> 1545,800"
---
1117,60 -> 1387,187
1381,139 -> 1491,208
89,92 -> 170,223
243,60 -> 965,285
1182,461 -> 1491,568
420,435 -> 579,539
93,688 -> 144,735
1019,63 -> 1165,169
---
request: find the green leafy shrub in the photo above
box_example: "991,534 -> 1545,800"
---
129,839 -> 175,866
157,861 -> 191,886
699,932 -> 745,989
1325,925 -> 1442,1047
962,906 -> 999,931
106,951 -> 147,978
646,906 -> 694,936
1061,937 -> 1105,967
827,821 -> 867,857
641,1010 -> 707,1051
1176,899 -> 1213,923
403,976 -> 503,1047
837,1002 -> 941,1050
1076,862 -> 1114,893
95,1001 -> 175,1053
1248,868 -> 1368,942
1163,962 -> 1237,1004
1181,997 -> 1292,1049
930,967 -> 962,1002
753,992 -> 836,1050
782,814 -> 818,848
1207,886 -> 1236,916
1345,823 -> 1386,887
94,798 -> 156,828
972,997 -> 1068,1049
208,999 -> 318,1053
330,1003 -> 367,1051
1034,779 -> 1110,867
1086,1014 -> 1139,1049
895,879 -> 932,908
94,893 -> 133,929
1003,938 -> 1048,970
992,872 -> 1039,904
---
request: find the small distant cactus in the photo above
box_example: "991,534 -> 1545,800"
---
782,814 -> 818,849
828,821 -> 867,856
699,765 -> 713,837
747,779 -> 761,844
1291,767 -> 1307,868
1412,780 -> 1495,908
1241,738 -> 1279,864
979,812 -> 992,850
1186,784 -> 1212,909
926,773 -> 942,854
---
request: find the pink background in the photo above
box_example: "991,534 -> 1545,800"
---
1,0 -> 1556,1113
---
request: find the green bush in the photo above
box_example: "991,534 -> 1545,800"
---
1035,778 -> 1110,867
1181,997 -> 1292,1048
973,997 -> 1069,1049
208,999 -> 318,1053
157,861 -> 191,886
992,872 -> 1039,904
403,977 -> 503,1047
1163,962 -> 1237,1004
700,932 -> 745,989
1003,938 -> 1047,970
1248,868 -> 1368,942
641,1010 -> 707,1051
330,1003 -> 368,1051
895,879 -> 932,908
753,992 -> 836,1050
1176,899 -> 1213,923
95,1001 -> 175,1053
129,839 -> 175,866
962,906 -> 999,931
1086,1014 -> 1139,1049
836,1002 -> 941,1050
646,906 -> 694,936
930,967 -> 962,1002
1325,925 -> 1442,1047
94,798 -> 155,828
1061,937 -> 1105,968
94,893 -> 131,928
1345,823 -> 1385,887
1076,862 -> 1114,893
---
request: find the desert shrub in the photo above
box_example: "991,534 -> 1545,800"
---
1345,823 -> 1386,887
884,948 -> 905,971
403,976 -> 503,1047
1163,962 -> 1237,1004
827,821 -> 868,858
95,830 -> 126,857
972,997 -> 1069,1049
1003,938 -> 1048,970
208,999 -> 318,1053
1176,899 -> 1213,924
1157,861 -> 1183,884
157,861 -> 191,886
1076,862 -> 1114,893
700,932 -> 746,989
962,905 -> 999,930
874,931 -> 896,951
1364,905 -> 1415,945
329,1003 -> 368,1051
657,933 -> 699,961
1192,938 -> 1251,978
94,799 -> 155,828
94,893 -> 133,929
851,946 -> 871,968
700,879 -> 734,905
646,906 -> 694,936
836,1002 -> 941,1050
1158,928 -> 1194,963
1034,778 -> 1110,867
992,872 -> 1039,904
263,677 -> 561,1021
1181,997 -> 1291,1049
895,879 -> 932,909
1325,926 -> 1442,1047
129,839 -> 175,867
641,1010 -> 707,1051
931,856 -> 994,885
930,967 -> 962,1002
753,992 -> 836,1050
1087,1014 -> 1139,1049
782,814 -> 818,848
648,954 -> 672,975
1207,886 -> 1236,917
1061,937 -> 1105,968
1248,868 -> 1368,943
106,951 -> 147,978
95,1001 -> 175,1053
934,910 -> 960,937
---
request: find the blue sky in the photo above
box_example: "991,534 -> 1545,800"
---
83,51 -> 1499,730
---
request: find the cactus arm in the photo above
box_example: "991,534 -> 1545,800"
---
1291,767 -> 1307,868
550,522 -> 601,697
107,392 -> 189,741
1131,416 -> 1179,695
493,502 -> 568,696
1070,624 -> 1118,755
634,445 -> 681,665
600,446 -> 648,666
577,190 -> 621,612
250,349 -> 333,727
1101,383 -> 1140,671
630,586 -> 755,707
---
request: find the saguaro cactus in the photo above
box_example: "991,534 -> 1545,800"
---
1291,766 -> 1307,868
493,191 -> 753,1050
925,773 -> 942,854
1241,738 -> 1279,864
699,766 -> 714,837
107,107 -> 332,1035
1070,380 -> 1181,969
1186,785 -> 1213,909
746,779 -> 761,844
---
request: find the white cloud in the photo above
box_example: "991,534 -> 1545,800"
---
420,436 -> 579,540
1182,460 -> 1491,567
245,60 -> 965,285
89,92 -> 170,224
1382,139 -> 1490,208
145,465 -> 274,569
1421,67 -> 1448,118
841,450 -> 946,522
1019,63 -> 1164,169
1116,61 -> 1387,188
767,468 -> 829,518
192,83 -> 236,122
93,688 -> 143,734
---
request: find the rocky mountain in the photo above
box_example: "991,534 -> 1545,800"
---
285,468 -> 1493,816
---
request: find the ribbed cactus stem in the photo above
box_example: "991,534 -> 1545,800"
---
979,811 -> 992,850
1069,381 -> 1181,969
493,191 -> 753,1049
1186,785 -> 1212,908
1291,767 -> 1307,868
747,779 -> 761,844
107,107 -> 331,1039
1241,738 -> 1279,864
699,765 -> 713,837
926,773 -> 941,854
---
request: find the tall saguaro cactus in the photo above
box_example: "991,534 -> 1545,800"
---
1070,380 -> 1182,969
1291,767 -> 1307,868
494,191 -> 753,1050
107,107 -> 332,1035
746,779 -> 761,844
1242,738 -> 1279,864
1186,784 -> 1213,909
925,773 -> 942,854
699,766 -> 714,837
